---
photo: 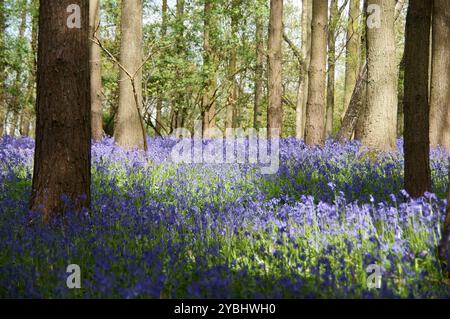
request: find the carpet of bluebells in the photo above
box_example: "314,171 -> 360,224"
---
0,136 -> 449,298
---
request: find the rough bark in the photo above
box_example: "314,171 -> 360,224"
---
30,0 -> 91,221
305,0 -> 328,145
326,0 -> 338,137
114,0 -> 145,149
296,0 -> 312,140
267,0 -> 283,138
403,0 -> 432,198
90,0 -> 103,141
360,0 -> 398,151
254,2 -> 264,130
342,0 -> 361,117
430,0 -> 450,151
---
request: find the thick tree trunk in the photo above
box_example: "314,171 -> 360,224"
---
30,0 -> 91,221
342,0 -> 361,117
114,0 -> 145,149
90,0 -> 103,141
267,0 -> 283,138
326,0 -> 338,137
403,0 -> 432,198
296,0 -> 312,140
360,0 -> 398,151
430,0 -> 450,151
305,0 -> 328,146
254,1 -> 264,130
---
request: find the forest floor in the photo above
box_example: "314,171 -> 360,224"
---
0,136 -> 449,298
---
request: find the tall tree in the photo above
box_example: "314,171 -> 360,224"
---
30,0 -> 91,221
9,1 -> 28,136
359,0 -> 398,150
296,0 -> 312,140
202,0 -> 218,136
0,0 -> 6,136
305,0 -> 328,145
342,0 -> 361,117
325,0 -> 338,137
90,0 -> 103,141
430,0 -> 450,151
253,1 -> 264,130
403,0 -> 432,198
114,0 -> 145,149
156,0 -> 168,136
267,0 -> 283,138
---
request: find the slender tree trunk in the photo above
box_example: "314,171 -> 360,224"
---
326,0 -> 338,137
114,0 -> 145,149
254,2 -> 264,130
0,0 -> 6,137
9,5 -> 28,137
342,0 -> 361,117
305,0 -> 328,145
430,0 -> 450,151
403,0 -> 432,198
359,0 -> 397,150
156,0 -> 168,136
296,0 -> 312,140
90,0 -> 103,141
267,0 -> 283,138
30,0 -> 91,221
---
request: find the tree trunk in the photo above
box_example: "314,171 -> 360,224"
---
90,0 -> 103,141
430,0 -> 450,151
305,0 -> 328,145
0,0 -> 6,137
114,0 -> 145,149
360,0 -> 398,151
326,0 -> 338,137
254,1 -> 264,130
30,0 -> 91,221
296,0 -> 312,140
267,0 -> 283,138
342,0 -> 361,117
156,0 -> 168,136
403,0 -> 432,198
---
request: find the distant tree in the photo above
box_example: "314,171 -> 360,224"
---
114,0 -> 145,149
90,0 -> 103,141
403,0 -> 432,197
30,0 -> 91,221
359,0 -> 398,150
325,0 -> 338,137
430,0 -> 450,151
0,0 -> 6,136
267,0 -> 283,138
253,0 -> 265,130
155,0 -> 168,136
305,0 -> 328,145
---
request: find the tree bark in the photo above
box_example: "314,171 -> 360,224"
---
254,1 -> 264,130
305,0 -> 328,145
342,0 -> 361,117
90,0 -> 103,141
114,0 -> 145,149
403,0 -> 432,198
267,0 -> 283,138
430,0 -> 450,151
360,0 -> 398,151
30,0 -> 91,221
326,0 -> 338,137
296,0 -> 312,140
156,0 -> 168,136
